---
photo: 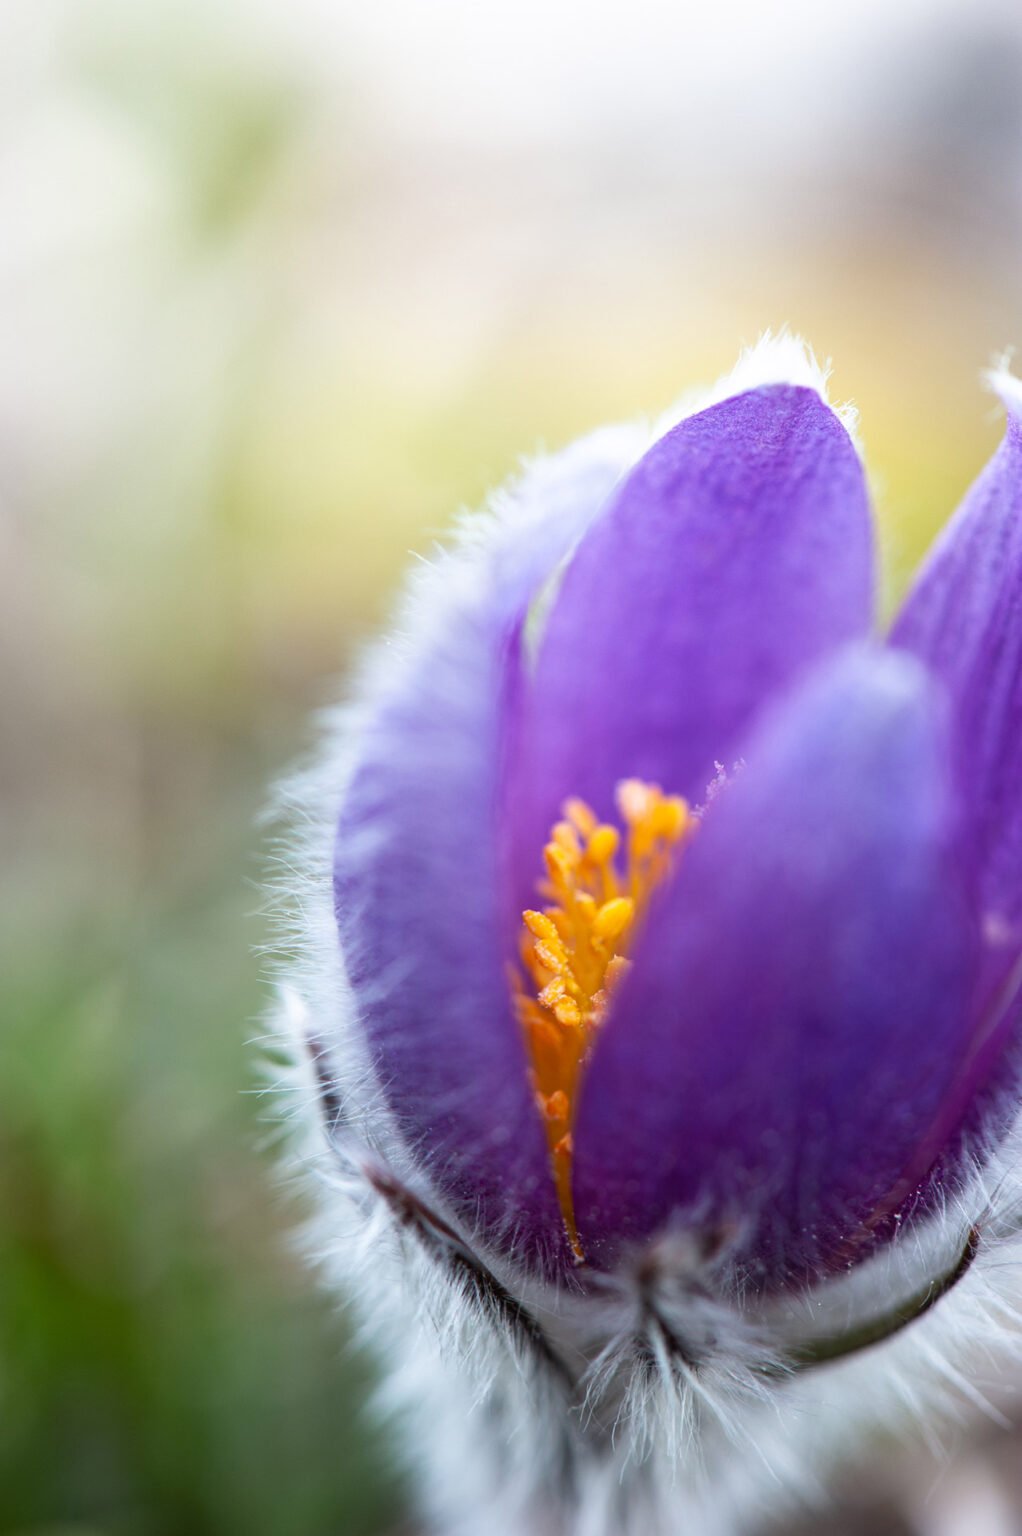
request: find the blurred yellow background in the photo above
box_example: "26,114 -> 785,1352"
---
2,1 -> 1022,1532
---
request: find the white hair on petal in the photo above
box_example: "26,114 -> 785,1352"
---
985,352 -> 1022,423
655,328 -> 861,453
259,350 -> 1021,1536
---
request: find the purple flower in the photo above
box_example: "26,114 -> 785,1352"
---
327,344 -> 1022,1307
271,342 -> 1022,1535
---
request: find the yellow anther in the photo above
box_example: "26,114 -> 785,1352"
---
594,896 -> 635,942
524,910 -> 561,945
552,820 -> 582,856
586,825 -> 619,865
554,998 -> 583,1028
534,942 -> 566,976
653,797 -> 689,839
617,777 -> 655,826
565,798 -> 597,837
514,778 -> 694,1261
544,843 -> 573,884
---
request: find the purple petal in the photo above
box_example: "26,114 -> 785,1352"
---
502,385 -> 874,911
891,395 -> 1022,952
571,649 -> 978,1289
334,439 -> 636,1275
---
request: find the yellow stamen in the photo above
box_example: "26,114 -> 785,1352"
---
513,780 -> 694,1261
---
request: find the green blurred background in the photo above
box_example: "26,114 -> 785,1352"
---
2,2 -> 1022,1532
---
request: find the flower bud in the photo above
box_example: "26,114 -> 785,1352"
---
268,337 -> 1022,1536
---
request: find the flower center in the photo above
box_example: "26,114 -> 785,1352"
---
514,779 -> 694,1261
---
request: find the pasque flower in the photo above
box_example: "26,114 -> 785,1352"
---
271,338 -> 1022,1536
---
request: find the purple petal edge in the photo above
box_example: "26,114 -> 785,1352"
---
891,404 -> 1022,952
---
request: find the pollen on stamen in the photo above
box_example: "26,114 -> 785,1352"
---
513,780 -> 694,1262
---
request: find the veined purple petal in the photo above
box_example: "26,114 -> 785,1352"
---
891,390 -> 1022,957
334,437 -> 639,1274
502,385 -> 874,911
571,649 -> 978,1290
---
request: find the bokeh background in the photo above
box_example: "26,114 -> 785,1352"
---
3,2 -> 1022,1533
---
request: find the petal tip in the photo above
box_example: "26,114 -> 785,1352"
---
657,329 -> 860,454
